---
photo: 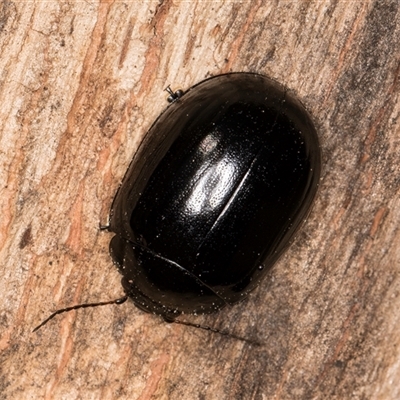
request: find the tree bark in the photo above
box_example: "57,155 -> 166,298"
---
1,1 -> 399,399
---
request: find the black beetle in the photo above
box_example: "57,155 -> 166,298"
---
33,72 -> 320,333
109,72 -> 321,320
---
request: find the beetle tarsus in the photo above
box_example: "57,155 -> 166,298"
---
164,85 -> 184,103
99,223 -> 110,231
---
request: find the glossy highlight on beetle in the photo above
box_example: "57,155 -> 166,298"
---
108,72 -> 321,321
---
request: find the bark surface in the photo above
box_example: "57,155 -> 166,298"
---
1,1 -> 399,399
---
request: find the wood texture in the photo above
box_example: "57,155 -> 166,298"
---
1,1 -> 399,399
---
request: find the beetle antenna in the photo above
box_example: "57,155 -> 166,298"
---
170,318 -> 261,346
32,295 -> 128,333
